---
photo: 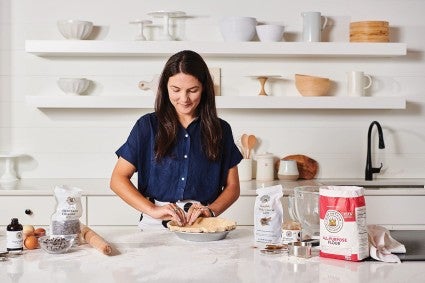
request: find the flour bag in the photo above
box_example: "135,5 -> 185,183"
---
254,185 -> 283,245
319,186 -> 369,261
50,185 -> 83,240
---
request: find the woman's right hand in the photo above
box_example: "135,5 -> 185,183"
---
149,203 -> 187,227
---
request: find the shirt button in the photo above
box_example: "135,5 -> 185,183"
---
185,134 -> 189,138
184,155 -> 188,158
181,177 -> 185,181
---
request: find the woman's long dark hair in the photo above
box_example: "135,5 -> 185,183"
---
154,50 -> 222,161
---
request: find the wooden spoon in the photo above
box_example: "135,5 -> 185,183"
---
247,135 -> 257,159
241,134 -> 249,159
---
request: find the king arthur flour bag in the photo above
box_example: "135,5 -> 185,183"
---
319,186 -> 369,261
254,185 -> 283,245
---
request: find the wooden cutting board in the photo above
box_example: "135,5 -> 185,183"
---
281,154 -> 319,180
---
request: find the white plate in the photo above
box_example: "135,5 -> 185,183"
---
173,230 -> 231,242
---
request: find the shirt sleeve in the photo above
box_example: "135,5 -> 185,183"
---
115,115 -> 152,170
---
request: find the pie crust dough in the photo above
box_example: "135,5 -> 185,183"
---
168,217 -> 236,233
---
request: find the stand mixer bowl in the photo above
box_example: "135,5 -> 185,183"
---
289,186 -> 321,239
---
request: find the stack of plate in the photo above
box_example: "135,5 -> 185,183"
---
350,21 -> 389,42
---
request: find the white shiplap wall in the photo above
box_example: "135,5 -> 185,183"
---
1,0 -> 425,180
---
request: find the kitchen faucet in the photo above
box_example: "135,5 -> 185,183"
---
365,121 -> 385,181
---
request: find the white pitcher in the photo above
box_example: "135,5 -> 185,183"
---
302,12 -> 328,42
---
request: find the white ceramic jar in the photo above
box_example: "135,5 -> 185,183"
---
254,153 -> 274,181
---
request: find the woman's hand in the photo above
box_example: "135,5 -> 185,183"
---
149,203 -> 187,227
186,203 -> 213,225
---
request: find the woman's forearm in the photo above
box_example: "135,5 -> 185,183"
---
110,157 -> 156,215
208,166 -> 240,216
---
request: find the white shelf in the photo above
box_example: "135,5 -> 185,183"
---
25,95 -> 406,109
25,40 -> 407,57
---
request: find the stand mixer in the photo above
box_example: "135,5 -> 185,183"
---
288,186 -> 321,239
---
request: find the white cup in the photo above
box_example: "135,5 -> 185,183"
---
347,71 -> 373,96
278,160 -> 299,181
238,159 -> 253,181
301,12 -> 328,42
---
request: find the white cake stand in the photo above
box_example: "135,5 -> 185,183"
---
0,153 -> 22,183
129,19 -> 153,41
147,11 -> 186,41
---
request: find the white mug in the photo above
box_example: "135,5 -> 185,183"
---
302,12 -> 328,42
238,159 -> 252,181
278,160 -> 299,181
347,71 -> 373,96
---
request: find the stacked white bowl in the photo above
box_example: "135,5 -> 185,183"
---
57,78 -> 91,95
256,24 -> 285,42
57,20 -> 93,40
219,17 -> 257,42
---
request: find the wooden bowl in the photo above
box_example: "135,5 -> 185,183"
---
295,74 -> 331,96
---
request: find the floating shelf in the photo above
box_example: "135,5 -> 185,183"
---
25,40 -> 407,57
26,95 -> 406,110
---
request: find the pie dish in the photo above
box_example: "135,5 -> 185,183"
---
167,217 -> 236,233
168,217 -> 237,242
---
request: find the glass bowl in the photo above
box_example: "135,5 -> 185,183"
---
38,235 -> 75,254
292,186 -> 320,238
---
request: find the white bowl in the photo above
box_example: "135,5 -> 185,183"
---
57,20 -> 93,40
256,24 -> 285,42
57,78 -> 90,95
219,16 -> 257,42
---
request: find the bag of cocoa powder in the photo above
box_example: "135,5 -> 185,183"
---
319,186 -> 369,261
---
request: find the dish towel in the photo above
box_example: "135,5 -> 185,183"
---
367,224 -> 406,263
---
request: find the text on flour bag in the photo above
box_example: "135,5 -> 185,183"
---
319,186 -> 369,261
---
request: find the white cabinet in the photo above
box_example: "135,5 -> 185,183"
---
0,195 -> 87,226
365,196 -> 425,229
86,196 -> 139,226
219,196 -> 256,226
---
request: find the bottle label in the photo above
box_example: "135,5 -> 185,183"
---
282,229 -> 301,244
7,231 -> 23,250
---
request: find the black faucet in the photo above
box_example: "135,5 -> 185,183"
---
365,121 -> 385,181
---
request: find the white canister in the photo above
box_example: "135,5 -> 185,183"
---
254,153 -> 275,181
238,159 -> 253,181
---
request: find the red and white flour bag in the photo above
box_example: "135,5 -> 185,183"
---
319,186 -> 369,261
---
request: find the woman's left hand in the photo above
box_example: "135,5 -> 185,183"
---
186,203 -> 213,225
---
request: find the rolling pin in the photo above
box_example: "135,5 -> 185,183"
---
80,224 -> 112,255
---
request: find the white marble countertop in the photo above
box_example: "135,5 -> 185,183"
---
1,178 -> 424,196
0,227 -> 424,283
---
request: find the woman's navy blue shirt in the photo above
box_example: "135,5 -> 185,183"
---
115,113 -> 243,204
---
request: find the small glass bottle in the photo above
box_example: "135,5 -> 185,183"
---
282,220 -> 302,244
7,218 -> 23,254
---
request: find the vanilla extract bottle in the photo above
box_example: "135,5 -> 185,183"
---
7,218 -> 23,254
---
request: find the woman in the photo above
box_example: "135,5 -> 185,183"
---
110,50 -> 243,228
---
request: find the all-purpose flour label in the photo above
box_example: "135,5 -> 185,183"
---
319,186 -> 369,261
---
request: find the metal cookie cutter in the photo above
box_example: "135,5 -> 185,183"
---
288,241 -> 312,258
